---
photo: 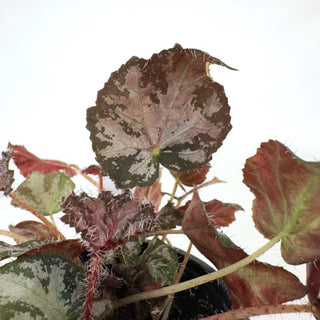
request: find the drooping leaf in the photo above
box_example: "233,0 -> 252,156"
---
141,238 -> 179,286
307,260 -> 320,320
9,220 -> 58,244
243,140 -> 320,264
87,44 -> 233,188
0,239 -> 84,262
0,151 -> 14,195
61,191 -> 159,251
182,190 -> 306,309
12,171 -> 75,216
8,143 -> 77,177
0,253 -> 84,319
171,163 -> 211,187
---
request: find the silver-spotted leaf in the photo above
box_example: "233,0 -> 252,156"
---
0,253 -> 84,319
87,44 -> 233,188
243,140 -> 320,264
12,171 -> 75,216
0,151 -> 14,196
141,238 -> 179,286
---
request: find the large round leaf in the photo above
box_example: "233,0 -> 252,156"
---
87,44 -> 233,188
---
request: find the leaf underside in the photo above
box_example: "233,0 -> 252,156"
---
182,190 -> 306,309
87,43 -> 232,188
0,253 -> 84,320
243,140 -> 320,264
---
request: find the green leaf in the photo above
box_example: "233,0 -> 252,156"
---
12,171 -> 75,216
141,238 -> 178,286
0,253 -> 84,319
87,44 -> 233,188
243,140 -> 320,264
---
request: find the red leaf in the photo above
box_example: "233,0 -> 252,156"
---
81,165 -> 102,176
9,221 -> 58,244
172,163 -> 211,187
0,150 -> 14,195
134,171 -> 162,212
22,239 -> 85,261
307,260 -> 320,320
87,44 -> 233,188
179,194 -> 239,228
182,190 -> 306,309
61,191 -> 159,251
243,140 -> 320,264
8,143 -> 77,178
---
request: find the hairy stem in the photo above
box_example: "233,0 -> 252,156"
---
9,193 -> 65,240
198,303 -> 312,320
114,234 -> 282,309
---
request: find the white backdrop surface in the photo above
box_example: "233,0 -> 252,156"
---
1,1 -> 320,319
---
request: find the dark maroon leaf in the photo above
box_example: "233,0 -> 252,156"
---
61,191 -> 159,251
0,150 -> 14,195
171,163 -> 211,187
9,221 -> 58,244
243,140 -> 320,264
81,165 -> 102,176
182,190 -> 306,309
8,143 -> 77,178
307,260 -> 320,320
87,44 -> 233,188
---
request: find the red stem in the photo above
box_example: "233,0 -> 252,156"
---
82,254 -> 103,320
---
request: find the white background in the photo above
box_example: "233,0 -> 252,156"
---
1,1 -> 320,319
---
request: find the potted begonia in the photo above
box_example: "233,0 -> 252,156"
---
0,44 -> 319,320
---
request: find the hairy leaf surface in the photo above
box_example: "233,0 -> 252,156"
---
8,143 -> 77,178
0,253 -> 84,319
243,140 -> 320,264
182,190 -> 306,308
61,191 -> 159,251
12,171 -> 75,216
87,44 -> 233,188
0,151 -> 14,195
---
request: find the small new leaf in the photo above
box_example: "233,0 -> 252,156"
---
87,44 -> 232,188
0,151 -> 14,195
61,191 -> 159,251
0,253 -> 84,320
12,171 -> 75,216
243,140 -> 320,264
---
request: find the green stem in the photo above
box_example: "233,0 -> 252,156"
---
114,234 -> 283,310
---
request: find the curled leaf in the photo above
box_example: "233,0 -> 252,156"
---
243,140 -> 320,264
9,220 -> 58,244
0,151 -> 14,195
171,163 -> 211,187
87,44 -> 233,188
182,190 -> 306,309
61,191 -> 159,251
8,143 -> 77,178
